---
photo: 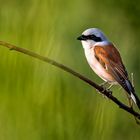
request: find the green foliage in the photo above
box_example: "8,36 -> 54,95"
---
0,0 -> 140,139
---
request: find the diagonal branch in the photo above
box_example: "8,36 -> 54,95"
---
0,40 -> 140,121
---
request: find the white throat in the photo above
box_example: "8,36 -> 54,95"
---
81,40 -> 96,49
82,40 -> 109,50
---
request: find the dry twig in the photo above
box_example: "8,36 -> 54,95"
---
0,41 -> 140,123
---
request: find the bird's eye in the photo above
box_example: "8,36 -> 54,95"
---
89,35 -> 102,42
90,35 -> 96,38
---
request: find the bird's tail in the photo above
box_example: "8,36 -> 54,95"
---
125,80 -> 140,110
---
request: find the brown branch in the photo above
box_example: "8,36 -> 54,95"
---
0,40 -> 140,121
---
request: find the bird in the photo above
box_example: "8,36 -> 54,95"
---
77,28 -> 140,109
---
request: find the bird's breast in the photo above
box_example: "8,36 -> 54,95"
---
84,48 -> 116,84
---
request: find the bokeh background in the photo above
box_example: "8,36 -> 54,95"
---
0,0 -> 140,139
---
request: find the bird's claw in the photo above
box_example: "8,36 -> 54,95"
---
96,84 -> 112,99
96,86 -> 109,99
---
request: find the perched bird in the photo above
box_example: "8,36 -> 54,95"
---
77,28 -> 140,109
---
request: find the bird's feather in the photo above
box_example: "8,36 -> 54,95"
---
94,43 -> 130,92
94,43 -> 140,108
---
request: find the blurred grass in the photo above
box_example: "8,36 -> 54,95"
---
0,0 -> 140,139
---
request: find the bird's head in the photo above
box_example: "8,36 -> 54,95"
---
77,28 -> 109,49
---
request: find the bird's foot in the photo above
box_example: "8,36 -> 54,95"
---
96,82 -> 113,99
96,86 -> 109,99
99,81 -> 108,87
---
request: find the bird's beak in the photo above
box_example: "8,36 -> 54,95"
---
77,35 -> 86,41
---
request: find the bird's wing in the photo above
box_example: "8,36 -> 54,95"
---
94,43 -> 140,107
94,43 -> 130,91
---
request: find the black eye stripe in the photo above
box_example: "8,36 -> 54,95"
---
82,34 -> 102,42
88,35 -> 102,42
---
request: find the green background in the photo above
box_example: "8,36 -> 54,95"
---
0,0 -> 140,139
